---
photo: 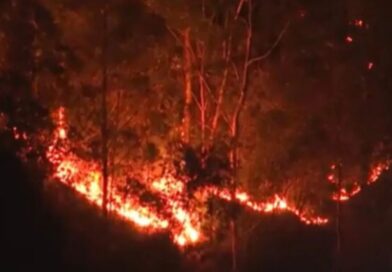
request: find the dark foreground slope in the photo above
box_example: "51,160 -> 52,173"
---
1,145 -> 391,272
340,176 -> 392,272
240,177 -> 392,272
0,148 -> 182,272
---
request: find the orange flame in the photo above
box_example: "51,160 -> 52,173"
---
368,161 -> 390,184
328,161 -> 390,202
205,187 -> 328,225
332,184 -> 361,202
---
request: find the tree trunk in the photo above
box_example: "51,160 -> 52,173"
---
197,42 -> 207,159
210,35 -> 231,144
199,68 -> 206,154
229,2 -> 253,270
101,6 -> 109,217
335,163 -> 342,272
182,28 -> 192,144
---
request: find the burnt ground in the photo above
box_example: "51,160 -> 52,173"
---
0,147 -> 391,272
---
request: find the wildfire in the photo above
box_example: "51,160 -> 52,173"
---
47,149 -> 169,230
368,161 -> 390,184
45,108 -> 390,247
328,161 -> 390,202
204,187 -> 328,225
332,184 -> 361,202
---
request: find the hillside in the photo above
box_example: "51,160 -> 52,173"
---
1,147 -> 391,271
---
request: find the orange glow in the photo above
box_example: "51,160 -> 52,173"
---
346,36 -> 353,43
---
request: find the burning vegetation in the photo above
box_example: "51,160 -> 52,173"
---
46,107 -> 389,247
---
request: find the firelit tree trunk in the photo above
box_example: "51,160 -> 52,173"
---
199,55 -> 206,154
210,35 -> 231,145
196,41 -> 208,158
101,6 -> 109,217
226,2 -> 289,269
335,162 -> 342,272
182,28 -> 192,144
229,1 -> 253,270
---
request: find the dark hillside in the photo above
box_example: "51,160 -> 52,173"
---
1,144 -> 391,271
0,147 -> 182,272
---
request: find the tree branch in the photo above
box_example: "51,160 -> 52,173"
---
247,21 -> 290,67
231,61 -> 240,81
166,25 -> 182,45
192,89 -> 202,110
210,35 -> 232,143
235,0 -> 247,20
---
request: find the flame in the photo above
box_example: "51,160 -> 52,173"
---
57,107 -> 67,140
205,188 -> 328,225
328,161 -> 390,202
368,161 -> 390,184
332,184 -> 361,202
353,19 -> 364,27
48,149 -> 169,230
46,108 -> 391,247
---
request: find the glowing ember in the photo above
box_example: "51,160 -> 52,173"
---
346,36 -> 353,43
353,19 -> 364,27
332,184 -> 361,202
12,126 -> 27,140
57,107 -> 67,140
368,161 -> 390,184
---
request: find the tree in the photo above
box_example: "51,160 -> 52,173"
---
0,0 -> 60,161
101,4 -> 109,215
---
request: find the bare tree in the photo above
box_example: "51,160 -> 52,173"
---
182,28 -> 192,144
101,5 -> 109,216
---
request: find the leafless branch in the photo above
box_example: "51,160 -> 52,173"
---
231,61 -> 240,81
192,91 -> 202,110
247,21 -> 290,67
201,75 -> 216,101
166,26 -> 183,45
230,0 -> 253,138
199,74 -> 231,128
209,34 -> 232,143
235,0 -> 247,20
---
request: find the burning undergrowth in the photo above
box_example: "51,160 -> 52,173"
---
40,107 -> 390,248
45,108 -> 335,247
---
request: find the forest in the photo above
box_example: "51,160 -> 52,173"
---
1,0 -> 392,271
